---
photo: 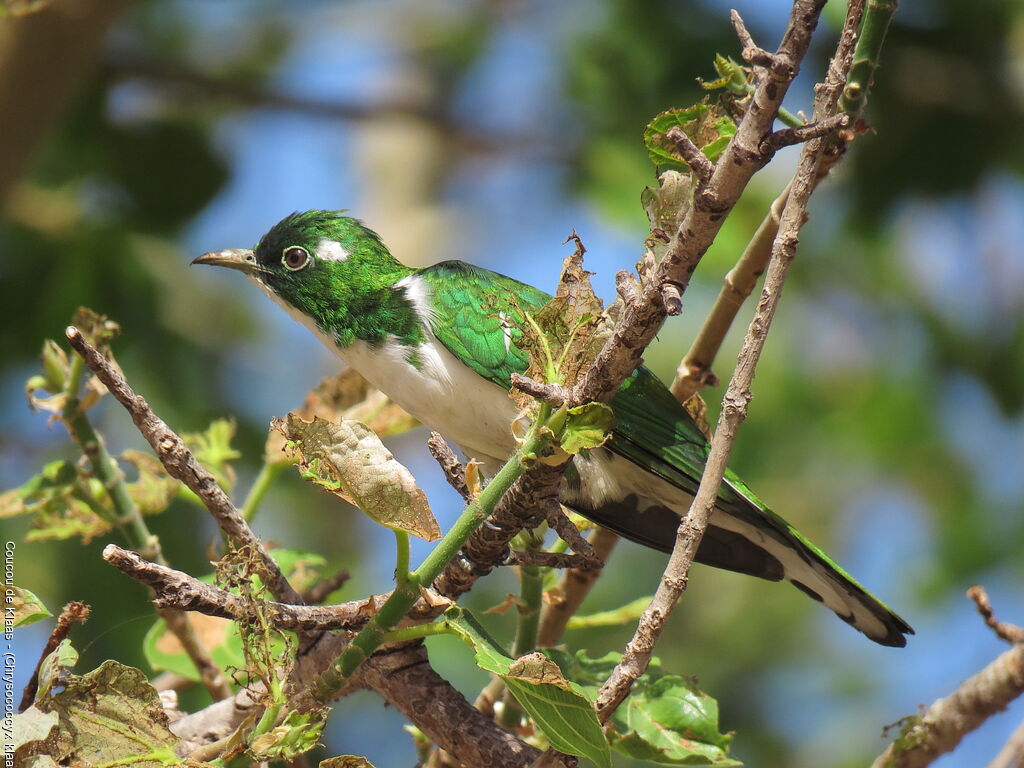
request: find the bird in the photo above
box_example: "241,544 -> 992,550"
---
194,209 -> 913,646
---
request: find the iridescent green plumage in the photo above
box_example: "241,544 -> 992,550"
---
195,210 -> 913,647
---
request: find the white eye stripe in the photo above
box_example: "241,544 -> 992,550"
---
315,239 -> 350,262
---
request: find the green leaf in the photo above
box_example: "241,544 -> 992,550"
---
36,639 -> 79,704
545,650 -> 740,767
183,418 -> 241,494
441,606 -> 611,767
320,757 -> 378,768
122,450 -> 179,515
143,610 -> 244,683
7,584 -> 53,628
0,460 -> 111,543
559,403 -> 615,454
643,105 -> 737,172
274,414 -> 440,541
250,709 -> 329,760
45,660 -> 183,767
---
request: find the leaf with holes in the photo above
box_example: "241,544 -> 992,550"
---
274,414 -> 439,541
441,606 -> 610,767
545,650 -> 739,766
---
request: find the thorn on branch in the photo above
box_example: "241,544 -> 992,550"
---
510,374 -> 568,407
427,432 -> 471,501
761,114 -> 850,154
664,127 -> 713,186
615,270 -> 642,305
544,501 -> 601,564
660,281 -> 683,316
731,9 -> 776,68
301,569 -> 352,605
968,585 -> 1024,645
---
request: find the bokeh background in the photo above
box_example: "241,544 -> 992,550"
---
3,1 -> 1023,766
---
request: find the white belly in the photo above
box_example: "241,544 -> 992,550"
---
337,336 -> 521,464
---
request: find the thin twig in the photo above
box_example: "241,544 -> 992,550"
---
301,569 -> 352,605
543,502 -> 599,562
594,0 -> 862,722
19,601 -> 91,711
665,126 -> 713,185
427,431 -> 472,501
510,374 -> 569,407
506,551 -> 597,569
871,644 -> 1024,768
731,10 -> 775,69
761,113 -> 849,153
103,545 -> 446,631
66,326 -> 302,606
968,585 -> 1024,645
537,527 -> 620,648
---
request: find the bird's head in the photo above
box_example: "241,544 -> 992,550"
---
193,210 -> 414,345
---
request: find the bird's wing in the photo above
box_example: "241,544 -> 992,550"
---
416,260 -> 551,388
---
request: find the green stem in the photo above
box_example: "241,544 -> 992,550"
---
381,622 -> 452,644
501,547 -> 544,729
239,460 -> 286,523
62,357 -> 155,556
310,424 -> 552,704
839,0 -> 898,119
394,529 -> 411,586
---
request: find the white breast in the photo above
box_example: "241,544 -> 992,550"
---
255,272 -> 520,463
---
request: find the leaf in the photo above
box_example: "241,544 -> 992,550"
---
183,418 -> 240,493
0,460 -> 111,543
509,235 -> 610,404
441,606 -> 610,767
44,660 -> 182,767
143,610 -> 243,683
274,414 -> 439,541
545,650 -> 739,766
2,706 -> 58,764
266,368 -> 416,459
643,104 -> 738,172
36,639 -> 79,704
321,757 -> 378,768
559,403 -> 615,454
122,450 -> 179,515
7,584 -> 53,628
250,708 -> 328,760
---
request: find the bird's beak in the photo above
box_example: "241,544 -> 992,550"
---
191,249 -> 258,274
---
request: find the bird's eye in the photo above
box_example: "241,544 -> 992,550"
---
282,246 -> 310,271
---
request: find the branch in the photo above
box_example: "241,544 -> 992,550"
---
988,718 -> 1024,768
427,431 -> 472,501
65,326 -> 302,606
664,126 -> 713,186
968,585 -> 1024,645
510,374 -> 568,407
537,527 -> 620,647
570,0 -> 828,409
594,0 -> 863,721
871,648 -> 1024,768
671,0 -> 890,404
102,545 -> 446,631
760,113 -> 849,153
